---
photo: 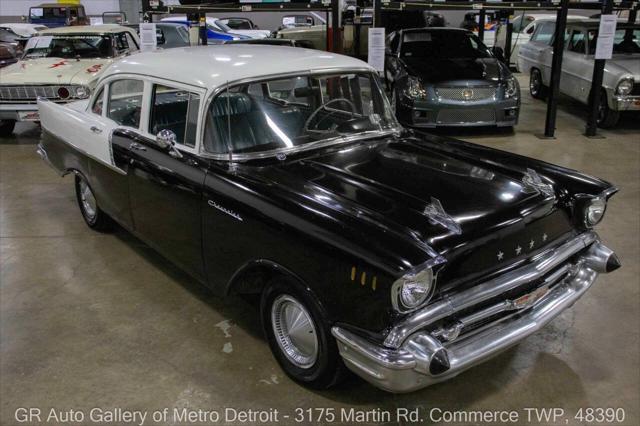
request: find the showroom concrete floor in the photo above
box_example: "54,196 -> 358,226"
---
1,77 -> 639,426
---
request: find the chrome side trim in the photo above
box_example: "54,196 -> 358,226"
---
383,232 -> 597,349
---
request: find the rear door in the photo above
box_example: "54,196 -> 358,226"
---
123,80 -> 208,280
562,28 -> 592,101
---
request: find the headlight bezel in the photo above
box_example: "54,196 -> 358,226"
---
74,85 -> 90,99
616,79 -> 633,96
391,257 -> 445,313
404,76 -> 428,100
504,76 -> 519,99
583,197 -> 607,228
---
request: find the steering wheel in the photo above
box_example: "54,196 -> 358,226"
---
303,98 -> 356,133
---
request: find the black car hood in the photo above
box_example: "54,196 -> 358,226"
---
250,136 -> 561,274
401,57 -> 509,83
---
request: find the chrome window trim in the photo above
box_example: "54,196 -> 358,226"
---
196,67 -> 402,162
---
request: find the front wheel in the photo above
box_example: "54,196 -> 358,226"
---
597,90 -> 620,128
75,174 -> 113,232
0,120 -> 16,137
529,68 -> 547,100
261,278 -> 345,389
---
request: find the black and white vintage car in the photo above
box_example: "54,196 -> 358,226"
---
37,45 -> 620,392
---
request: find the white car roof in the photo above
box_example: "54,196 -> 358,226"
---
39,24 -> 134,35
105,45 -> 372,90
0,23 -> 47,36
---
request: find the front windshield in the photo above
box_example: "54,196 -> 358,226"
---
22,35 -> 113,59
400,31 -> 491,59
588,28 -> 640,54
204,72 -> 398,155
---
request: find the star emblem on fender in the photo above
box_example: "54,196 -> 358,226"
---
542,233 -> 548,242
515,245 -> 522,255
497,251 -> 504,261
529,239 -> 535,249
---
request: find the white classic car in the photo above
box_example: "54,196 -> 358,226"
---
518,19 -> 640,127
494,14 -> 588,71
0,24 -> 140,136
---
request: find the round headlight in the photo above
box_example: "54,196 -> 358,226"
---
393,268 -> 434,311
584,197 -> 606,227
616,79 -> 633,96
75,86 -> 89,98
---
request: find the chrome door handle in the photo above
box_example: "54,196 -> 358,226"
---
129,142 -> 146,151
90,126 -> 102,134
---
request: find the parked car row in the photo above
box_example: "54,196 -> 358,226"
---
31,42 -> 619,393
518,19 -> 640,128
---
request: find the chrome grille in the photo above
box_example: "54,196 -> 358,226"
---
437,109 -> 496,124
0,85 -> 76,103
436,86 -> 497,101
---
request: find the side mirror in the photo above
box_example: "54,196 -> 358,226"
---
156,30 -> 166,45
492,46 -> 506,62
156,129 -> 183,158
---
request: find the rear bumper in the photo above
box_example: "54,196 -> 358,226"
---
332,233 -> 618,393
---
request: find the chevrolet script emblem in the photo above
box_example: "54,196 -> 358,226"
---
462,89 -> 474,100
509,285 -> 550,310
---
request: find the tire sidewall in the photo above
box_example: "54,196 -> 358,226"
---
75,174 -> 98,227
260,278 -> 341,387
530,69 -> 541,97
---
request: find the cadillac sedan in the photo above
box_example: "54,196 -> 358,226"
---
385,28 -> 520,128
37,45 -> 619,393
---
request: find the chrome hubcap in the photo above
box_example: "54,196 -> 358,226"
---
530,72 -> 540,95
79,179 -> 97,221
271,295 -> 318,369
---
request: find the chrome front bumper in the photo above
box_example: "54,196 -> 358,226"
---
332,233 -> 618,393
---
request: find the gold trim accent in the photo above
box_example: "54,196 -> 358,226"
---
372,276 -> 377,291
360,272 -> 366,286
350,266 -> 356,281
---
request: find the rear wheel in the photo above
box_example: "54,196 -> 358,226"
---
529,68 -> 547,100
0,120 -> 16,137
261,278 -> 345,389
596,90 -> 620,128
75,174 -> 112,232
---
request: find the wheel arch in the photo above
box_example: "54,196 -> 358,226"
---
225,259 -> 311,297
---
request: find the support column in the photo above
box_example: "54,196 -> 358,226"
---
585,0 -> 614,136
542,0 -> 569,138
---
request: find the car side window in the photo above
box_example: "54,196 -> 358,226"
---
531,22 -> 554,45
115,33 -> 129,54
91,87 -> 104,115
568,30 -> 586,53
125,32 -> 139,51
107,79 -> 144,128
149,84 -> 200,148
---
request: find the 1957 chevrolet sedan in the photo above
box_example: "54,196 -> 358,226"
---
37,45 -> 620,393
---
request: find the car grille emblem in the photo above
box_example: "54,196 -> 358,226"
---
462,89 -> 474,100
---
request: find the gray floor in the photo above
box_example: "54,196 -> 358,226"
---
1,79 -> 639,425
